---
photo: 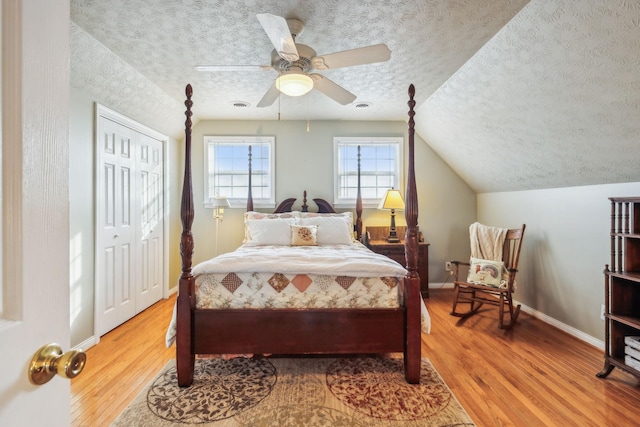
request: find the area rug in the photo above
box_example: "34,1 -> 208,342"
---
112,356 -> 475,426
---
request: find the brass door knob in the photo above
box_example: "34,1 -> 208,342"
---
28,343 -> 87,385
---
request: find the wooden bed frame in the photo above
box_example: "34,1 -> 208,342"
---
176,84 -> 422,386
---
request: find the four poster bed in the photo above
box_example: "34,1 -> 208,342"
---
171,84 -> 425,386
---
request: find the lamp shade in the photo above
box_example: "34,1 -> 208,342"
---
276,72 -> 314,97
378,188 -> 405,211
209,196 -> 231,208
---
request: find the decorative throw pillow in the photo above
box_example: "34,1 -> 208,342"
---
298,215 -> 353,245
291,224 -> 318,246
244,218 -> 296,246
467,257 -> 504,287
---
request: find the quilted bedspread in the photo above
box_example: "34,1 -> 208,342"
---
192,241 -> 408,277
165,242 -> 430,346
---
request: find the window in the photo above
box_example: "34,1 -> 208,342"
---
334,137 -> 403,207
204,136 -> 275,208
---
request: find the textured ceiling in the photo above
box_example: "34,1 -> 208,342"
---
418,0 -> 640,192
70,0 -> 640,193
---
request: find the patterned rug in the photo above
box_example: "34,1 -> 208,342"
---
112,356 -> 475,426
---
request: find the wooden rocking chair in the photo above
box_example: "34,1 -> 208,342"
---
450,223 -> 526,329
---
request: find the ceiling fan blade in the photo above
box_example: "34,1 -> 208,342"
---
311,44 -> 391,70
194,65 -> 272,72
310,74 -> 356,105
256,82 -> 281,108
256,13 -> 299,62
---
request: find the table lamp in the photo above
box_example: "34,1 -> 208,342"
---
378,188 -> 405,243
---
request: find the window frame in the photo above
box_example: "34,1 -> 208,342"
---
333,136 -> 404,208
203,136 -> 276,209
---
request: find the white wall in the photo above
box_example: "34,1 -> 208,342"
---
69,89 -> 95,347
69,88 -> 181,348
69,104 -> 475,347
478,182 -> 640,341
77,93 -> 640,347
170,119 -> 476,288
70,23 -> 184,348
75,91 -> 640,347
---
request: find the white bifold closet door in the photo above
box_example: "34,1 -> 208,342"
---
95,105 -> 166,337
137,132 -> 164,311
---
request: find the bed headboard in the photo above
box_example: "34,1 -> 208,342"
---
271,191 -> 331,214
245,146 -> 364,240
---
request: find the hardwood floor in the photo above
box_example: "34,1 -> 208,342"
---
70,295 -> 175,426
71,289 -> 640,426
425,289 -> 640,426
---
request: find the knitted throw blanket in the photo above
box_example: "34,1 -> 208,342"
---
469,222 -> 507,261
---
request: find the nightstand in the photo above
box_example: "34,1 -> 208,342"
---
364,226 -> 429,298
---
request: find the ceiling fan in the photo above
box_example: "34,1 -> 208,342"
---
194,13 -> 391,107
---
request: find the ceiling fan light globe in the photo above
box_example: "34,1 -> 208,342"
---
276,73 -> 314,97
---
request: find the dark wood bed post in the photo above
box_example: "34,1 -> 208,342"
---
356,146 -> 363,240
176,84 -> 195,387
404,84 -> 421,383
246,146 -> 253,211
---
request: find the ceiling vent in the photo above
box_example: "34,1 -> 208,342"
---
231,101 -> 251,108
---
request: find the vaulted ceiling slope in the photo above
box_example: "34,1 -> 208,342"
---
70,0 -> 640,193
419,1 -> 640,192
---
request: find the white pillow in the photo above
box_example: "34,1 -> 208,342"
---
243,211 -> 299,243
244,218 -> 296,246
299,211 -> 353,232
298,215 -> 353,245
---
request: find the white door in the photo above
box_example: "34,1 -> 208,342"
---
95,106 -> 166,337
137,133 -> 164,311
95,118 -> 137,335
0,0 -> 73,425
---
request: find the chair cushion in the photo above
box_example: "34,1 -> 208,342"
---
467,257 -> 504,287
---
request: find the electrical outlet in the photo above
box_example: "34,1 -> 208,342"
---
600,304 -> 606,321
445,261 -> 452,271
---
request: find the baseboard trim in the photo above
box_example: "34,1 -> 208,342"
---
428,283 -> 605,350
518,302 -> 604,350
74,335 -> 99,352
74,292 -> 177,353
428,281 -> 454,290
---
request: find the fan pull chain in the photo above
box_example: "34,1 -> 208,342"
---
306,95 -> 310,132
